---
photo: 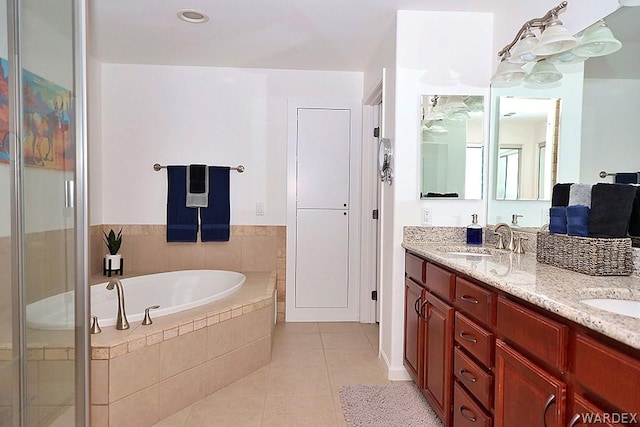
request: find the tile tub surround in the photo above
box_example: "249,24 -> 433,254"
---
90,224 -> 287,321
403,241 -> 640,349
90,271 -> 276,427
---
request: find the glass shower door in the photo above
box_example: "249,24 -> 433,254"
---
2,0 -> 87,425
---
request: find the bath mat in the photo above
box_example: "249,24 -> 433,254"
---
339,383 -> 443,427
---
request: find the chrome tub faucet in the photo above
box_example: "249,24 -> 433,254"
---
106,278 -> 130,330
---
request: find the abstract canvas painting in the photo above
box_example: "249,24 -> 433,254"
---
0,57 -> 72,170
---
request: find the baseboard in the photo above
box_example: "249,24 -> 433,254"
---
380,349 -> 412,381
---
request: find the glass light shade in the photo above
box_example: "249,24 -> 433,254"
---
532,19 -> 577,56
424,120 -> 448,134
547,51 -> 588,64
491,59 -> 526,83
424,108 -> 446,121
572,22 -> 622,57
509,29 -> 539,63
524,60 -> 562,84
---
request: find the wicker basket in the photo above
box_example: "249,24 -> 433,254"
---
536,232 -> 633,276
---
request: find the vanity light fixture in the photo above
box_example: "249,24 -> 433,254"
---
492,1 -> 622,85
572,20 -> 622,57
177,9 -> 209,24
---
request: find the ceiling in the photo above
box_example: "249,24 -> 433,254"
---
87,0 -> 508,71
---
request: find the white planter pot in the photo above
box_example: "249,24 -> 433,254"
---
104,254 -> 122,270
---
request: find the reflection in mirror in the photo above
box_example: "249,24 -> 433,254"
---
495,97 -> 560,201
420,95 -> 484,200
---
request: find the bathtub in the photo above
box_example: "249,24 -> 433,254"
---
26,270 -> 246,330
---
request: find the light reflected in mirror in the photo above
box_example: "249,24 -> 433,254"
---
420,95 -> 484,200
495,97 -> 560,201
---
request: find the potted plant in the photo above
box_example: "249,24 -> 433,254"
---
103,228 -> 123,271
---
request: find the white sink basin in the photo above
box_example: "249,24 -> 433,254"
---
580,299 -> 640,319
439,247 -> 497,257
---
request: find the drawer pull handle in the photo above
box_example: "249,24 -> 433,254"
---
458,368 -> 477,383
459,406 -> 477,422
459,332 -> 478,344
542,394 -> 555,427
421,300 -> 431,321
567,414 -> 581,427
461,294 -> 479,304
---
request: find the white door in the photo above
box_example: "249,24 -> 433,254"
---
287,104 -> 359,321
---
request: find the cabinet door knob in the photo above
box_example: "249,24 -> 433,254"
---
542,394 -> 555,427
459,406 -> 477,422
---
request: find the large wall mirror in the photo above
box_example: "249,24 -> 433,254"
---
495,97 -> 560,201
420,95 -> 484,200
488,6 -> 640,227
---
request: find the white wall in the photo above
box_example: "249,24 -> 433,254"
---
580,78 -> 640,184
97,65 -> 363,226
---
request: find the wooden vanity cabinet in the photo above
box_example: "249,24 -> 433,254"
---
404,250 -> 640,427
494,340 -> 566,427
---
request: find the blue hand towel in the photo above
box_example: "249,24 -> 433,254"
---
566,205 -> 590,237
549,206 -> 567,234
166,166 -> 198,242
551,183 -> 573,207
614,172 -> 640,184
589,183 -> 637,238
200,166 -> 230,242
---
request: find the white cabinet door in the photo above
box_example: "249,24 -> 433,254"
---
296,108 -> 351,209
295,208 -> 349,308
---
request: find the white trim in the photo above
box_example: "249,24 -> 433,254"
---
286,97 -> 363,322
380,348 -> 411,381
359,80 -> 383,324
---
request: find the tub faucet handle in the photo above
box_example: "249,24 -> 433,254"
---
90,316 -> 102,334
142,305 -> 161,325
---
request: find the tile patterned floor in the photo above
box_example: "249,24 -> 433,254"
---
151,322 -> 390,427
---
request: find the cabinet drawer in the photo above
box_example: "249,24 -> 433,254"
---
574,334 -> 640,415
453,382 -> 492,427
455,312 -> 493,367
496,296 -> 567,372
455,277 -> 495,326
426,262 -> 455,302
405,252 -> 426,284
454,347 -> 493,410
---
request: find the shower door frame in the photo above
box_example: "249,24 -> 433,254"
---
7,0 -> 89,425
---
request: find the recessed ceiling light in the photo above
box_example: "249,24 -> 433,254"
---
177,9 -> 209,24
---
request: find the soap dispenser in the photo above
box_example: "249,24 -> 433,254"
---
466,214 -> 483,245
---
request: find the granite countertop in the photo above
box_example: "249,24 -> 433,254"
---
402,240 -> 640,350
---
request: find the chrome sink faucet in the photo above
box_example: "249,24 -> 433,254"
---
494,223 -> 515,252
106,278 -> 130,330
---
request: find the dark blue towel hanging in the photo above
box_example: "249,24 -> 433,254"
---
200,166 -> 231,242
166,166 -> 198,242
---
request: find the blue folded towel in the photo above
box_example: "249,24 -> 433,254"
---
166,166 -> 198,242
614,172 -> 640,184
589,183 -> 637,238
566,205 -> 590,237
549,206 -> 567,234
200,166 -> 230,242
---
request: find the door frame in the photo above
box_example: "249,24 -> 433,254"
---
360,81 -> 383,324
286,97 -> 362,322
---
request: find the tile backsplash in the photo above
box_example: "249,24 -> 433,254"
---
91,225 -> 287,321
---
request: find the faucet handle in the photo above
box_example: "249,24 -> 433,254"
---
90,316 -> 102,334
142,305 -> 161,325
494,232 -> 506,250
514,237 -> 528,254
